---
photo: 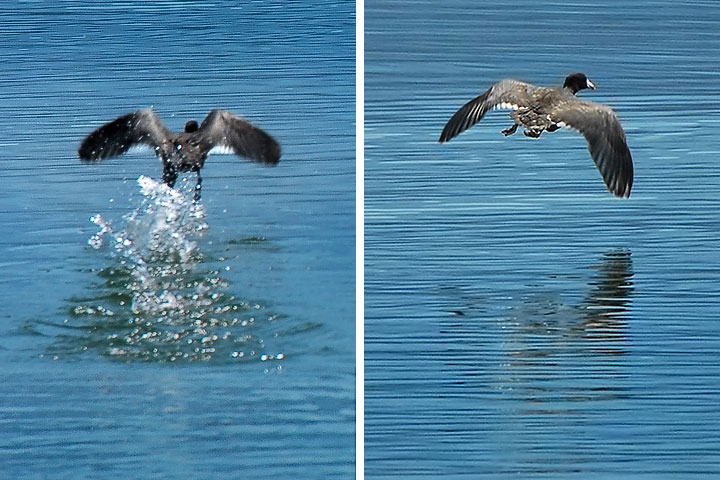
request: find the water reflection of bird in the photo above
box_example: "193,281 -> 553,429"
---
437,251 -> 635,409
79,108 -> 281,200
441,251 -> 633,329
575,250 -> 633,346
439,73 -> 633,197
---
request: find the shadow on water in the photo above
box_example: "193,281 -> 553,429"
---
35,176 -> 300,365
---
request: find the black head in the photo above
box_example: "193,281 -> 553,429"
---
184,120 -> 199,133
563,73 -> 596,94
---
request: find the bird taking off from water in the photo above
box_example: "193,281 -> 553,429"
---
439,73 -> 633,198
79,108 -> 281,201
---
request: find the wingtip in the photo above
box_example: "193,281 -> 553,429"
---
267,152 -> 281,166
77,141 -> 98,163
438,129 -> 452,144
263,140 -> 282,166
611,183 -> 632,198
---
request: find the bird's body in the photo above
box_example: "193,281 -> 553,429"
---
439,73 -> 633,198
79,108 -> 281,200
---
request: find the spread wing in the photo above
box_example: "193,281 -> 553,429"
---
78,108 -> 171,162
198,110 -> 281,166
439,79 -> 548,143
552,100 -> 633,198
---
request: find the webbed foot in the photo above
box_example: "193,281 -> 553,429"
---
193,171 -> 202,203
523,128 -> 543,138
162,165 -> 178,188
502,124 -> 518,136
546,123 -> 560,132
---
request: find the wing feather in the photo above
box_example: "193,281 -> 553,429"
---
439,79 -> 545,143
553,100 -> 633,197
199,110 -> 281,165
78,108 -> 170,162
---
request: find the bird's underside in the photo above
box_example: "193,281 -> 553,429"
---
500,108 -> 563,138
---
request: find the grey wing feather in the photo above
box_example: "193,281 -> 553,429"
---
78,108 -> 171,162
199,110 -> 281,165
552,101 -> 633,198
439,79 -> 543,143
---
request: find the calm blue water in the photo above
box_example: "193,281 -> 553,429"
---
366,1 -> 720,478
0,1 -> 354,478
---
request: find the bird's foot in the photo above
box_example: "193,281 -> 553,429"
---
523,128 -> 543,138
501,124 -> 518,136
546,123 -> 561,132
163,171 -> 177,189
192,173 -> 202,203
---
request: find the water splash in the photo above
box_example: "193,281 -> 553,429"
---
88,175 -> 207,264
50,176 -> 289,364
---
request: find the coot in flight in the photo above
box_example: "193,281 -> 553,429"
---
79,108 -> 281,200
439,73 -> 633,197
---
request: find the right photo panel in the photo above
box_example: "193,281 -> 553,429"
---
365,0 -> 720,478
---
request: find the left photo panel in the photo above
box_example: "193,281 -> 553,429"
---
0,1 -> 355,477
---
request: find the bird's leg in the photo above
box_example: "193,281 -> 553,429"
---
523,128 -> 543,138
193,170 -> 202,203
162,164 -> 178,188
501,124 -> 518,136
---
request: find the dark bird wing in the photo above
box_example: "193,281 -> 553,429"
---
439,79 -> 547,143
198,110 -> 281,165
551,100 -> 633,198
78,108 -> 171,162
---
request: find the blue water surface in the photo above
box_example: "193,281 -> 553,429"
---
0,1 -> 355,478
366,1 -> 720,478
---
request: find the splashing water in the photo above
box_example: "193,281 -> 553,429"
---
50,176 -> 289,364
87,176 -> 209,317
89,175 -> 207,263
